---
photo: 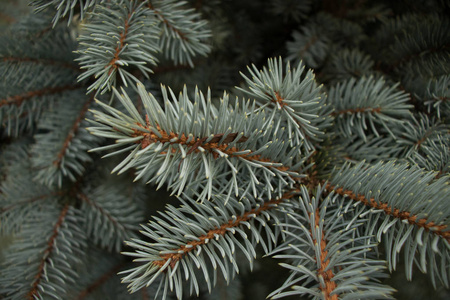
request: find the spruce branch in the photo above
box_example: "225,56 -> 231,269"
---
0,145 -> 61,234
120,188 -> 296,298
144,0 -> 212,66
409,136 -> 450,176
320,48 -> 376,85
31,91 -> 100,187
77,170 -> 146,252
395,113 -> 449,158
0,84 -> 81,108
1,56 -> 79,71
238,57 -> 332,151
420,74 -> 450,119
30,0 -> 99,25
328,161 -> 450,287
269,185 -> 394,299
76,0 -> 159,94
89,82 -> 303,201
327,76 -> 412,140
287,24 -> 329,69
0,202 -> 87,299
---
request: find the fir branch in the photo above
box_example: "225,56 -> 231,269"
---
143,0 -> 212,66
121,189 -> 296,297
327,76 -> 412,140
76,262 -> 125,299
328,161 -> 450,287
76,1 -> 159,94
269,185 -> 394,299
325,183 -> 450,243
2,56 -> 79,71
0,84 -> 81,108
27,203 -> 70,299
89,82 -> 302,201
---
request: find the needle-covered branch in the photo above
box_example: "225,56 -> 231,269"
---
328,161 -> 450,288
121,188 -> 296,298
89,82 -> 304,201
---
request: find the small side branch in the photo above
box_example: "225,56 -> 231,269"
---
107,14 -> 131,75
152,191 -> 298,269
27,204 -> 70,300
2,56 -> 80,71
311,207 -> 338,300
76,262 -> 125,299
325,183 -> 450,243
132,116 -> 289,173
53,95 -> 94,167
0,85 -> 81,108
77,192 -> 126,233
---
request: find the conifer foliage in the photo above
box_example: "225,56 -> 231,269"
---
0,0 -> 449,299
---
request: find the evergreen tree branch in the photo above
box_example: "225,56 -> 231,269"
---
0,202 -> 87,299
143,0 -> 212,66
327,76 -> 412,140
395,113 -> 449,158
76,1 -> 158,94
30,0 -> 99,25
76,261 -> 126,299
77,176 -> 145,252
0,84 -> 81,108
54,94 -> 94,168
27,203 -> 70,299
31,90 -> 100,187
2,56 -> 79,71
89,82 -> 302,201
120,189 -> 296,297
238,57 -> 332,150
328,161 -> 450,287
269,185 -> 394,299
325,183 -> 450,243
151,192 -> 295,269
311,206 -> 337,300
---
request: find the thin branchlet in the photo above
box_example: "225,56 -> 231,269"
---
311,207 -> 338,300
27,204 -> 70,300
0,85 -> 81,107
325,183 -> 450,243
53,94 -> 94,167
130,115 -> 290,172
152,190 -> 298,269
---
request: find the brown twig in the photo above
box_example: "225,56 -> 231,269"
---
325,183 -> 450,243
311,207 -> 338,300
53,95 -> 94,167
0,85 -> 81,108
153,190 -> 299,269
27,204 -> 70,299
